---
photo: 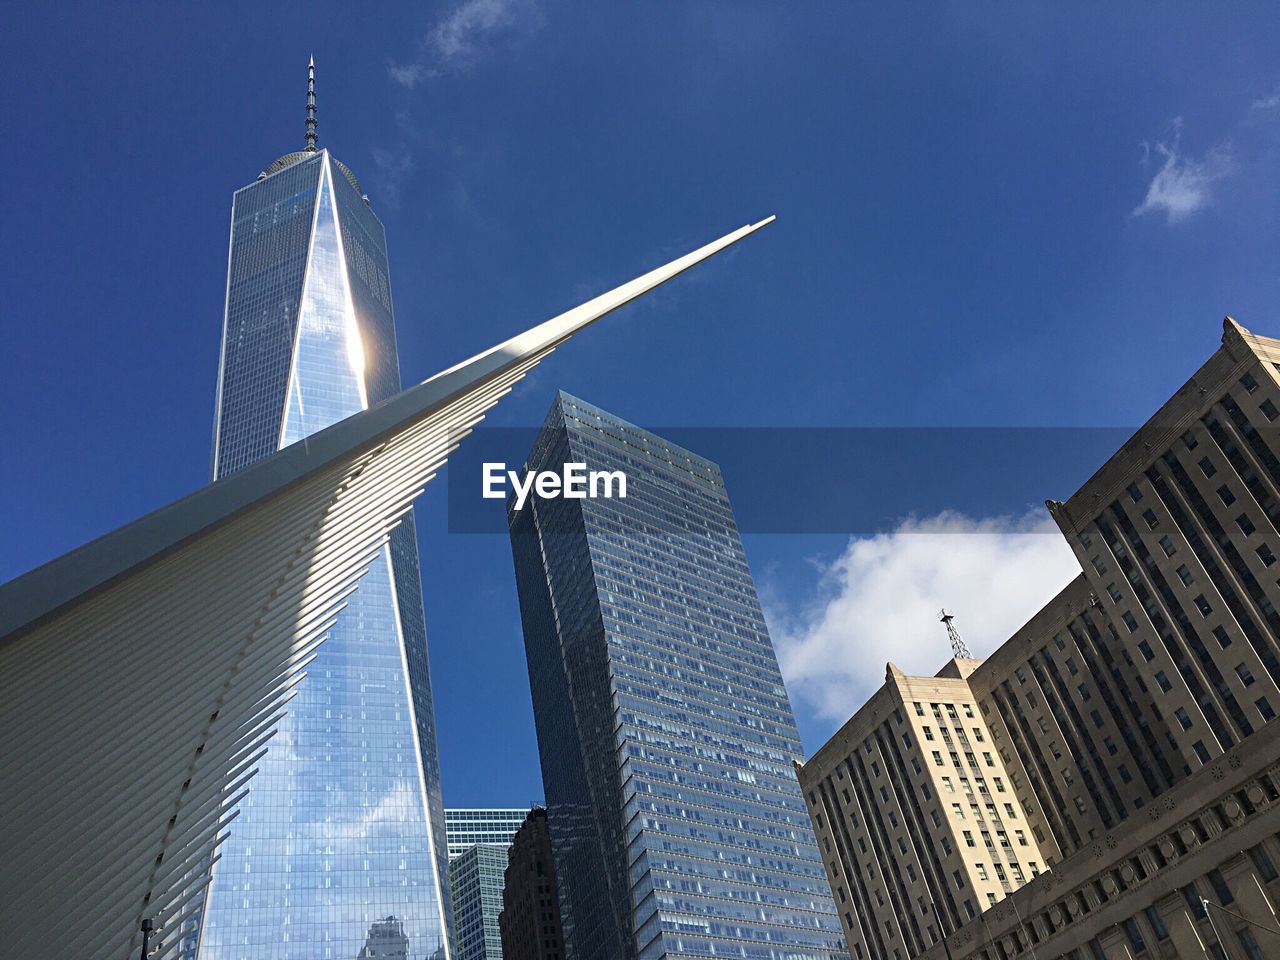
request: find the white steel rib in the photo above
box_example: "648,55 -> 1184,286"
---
0,216 -> 774,960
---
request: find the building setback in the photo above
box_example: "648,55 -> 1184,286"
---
499,809 -> 567,960
798,318 -> 1280,960
451,845 -> 510,960
508,392 -> 845,960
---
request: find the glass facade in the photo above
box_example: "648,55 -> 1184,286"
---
195,150 -> 452,959
445,810 -> 531,860
449,846 -> 509,960
508,393 -> 844,960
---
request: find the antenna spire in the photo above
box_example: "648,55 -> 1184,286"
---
305,56 -> 318,152
940,609 -> 972,660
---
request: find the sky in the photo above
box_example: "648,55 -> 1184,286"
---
4,2 -> 1280,807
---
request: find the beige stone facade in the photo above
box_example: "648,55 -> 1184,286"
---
798,320 -> 1280,959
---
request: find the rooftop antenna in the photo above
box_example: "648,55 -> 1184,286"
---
940,609 -> 971,660
305,56 -> 318,152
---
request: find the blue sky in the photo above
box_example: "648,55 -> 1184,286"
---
5,2 -> 1280,805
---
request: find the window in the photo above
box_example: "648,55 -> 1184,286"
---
1258,544 -> 1277,568
931,809 -> 941,828
1104,736 -> 1118,756
1127,482 -> 1143,502
1208,868 -> 1234,905
914,701 -> 924,716
964,704 -> 974,718
1078,683 -> 1091,702
973,727 -> 985,742
1159,534 -> 1176,556
1091,557 -> 1108,576
1241,372 -> 1260,393
1175,707 -> 1193,730
953,802 -> 964,818
1119,764 -> 1133,783
1237,663 -> 1256,687
976,863 -> 988,880
983,752 -> 994,767
933,751 -> 943,766
1107,582 -> 1122,602
924,726 -> 934,741
1257,697 -> 1276,722
1143,508 -> 1159,529
1214,625 -> 1233,648
1177,564 -> 1195,586
1194,594 -> 1213,617
1145,906 -> 1170,941
1123,611 -> 1139,632
1123,917 -> 1147,953
1156,670 -> 1172,693
1237,513 -> 1257,536
942,776 -> 954,792
1079,531 -> 1093,548
1184,883 -> 1208,920
1248,845 -> 1279,882
1239,927 -> 1265,960
1005,803 -> 1016,817
987,893 -> 998,907
963,830 -> 974,847
1263,398 -> 1280,422
1194,741 -> 1211,763
1218,485 -> 1237,506
1138,640 -> 1155,661
1200,456 -> 1218,478
994,777 -> 1006,793
1183,428 -> 1200,450
1015,829 -> 1027,846
1067,657 -> 1079,675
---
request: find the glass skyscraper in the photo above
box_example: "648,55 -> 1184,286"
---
449,845 -> 509,960
507,393 -> 844,960
444,809 -> 531,860
195,65 -> 452,959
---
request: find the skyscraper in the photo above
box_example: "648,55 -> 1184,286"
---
797,318 -> 1280,960
498,808 -> 566,960
449,845 -> 510,960
445,809 -> 533,860
197,62 -> 453,958
508,393 -> 845,960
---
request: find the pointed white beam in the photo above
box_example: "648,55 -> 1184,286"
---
0,216 -> 774,646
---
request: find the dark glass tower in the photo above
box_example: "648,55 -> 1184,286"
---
507,393 -> 844,960
196,63 -> 452,959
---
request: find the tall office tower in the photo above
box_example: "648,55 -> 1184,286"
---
508,393 -> 845,960
450,845 -> 510,960
446,809 -> 533,859
498,808 -> 566,960
799,320 -> 1280,959
196,63 -> 452,958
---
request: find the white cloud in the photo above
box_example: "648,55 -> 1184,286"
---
766,510 -> 1080,723
370,146 -> 413,207
390,0 -> 538,88
1251,89 -> 1280,112
1133,120 -> 1233,224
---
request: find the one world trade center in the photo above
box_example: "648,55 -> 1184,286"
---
193,62 -> 452,960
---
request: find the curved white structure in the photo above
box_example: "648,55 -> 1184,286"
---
0,217 -> 773,960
